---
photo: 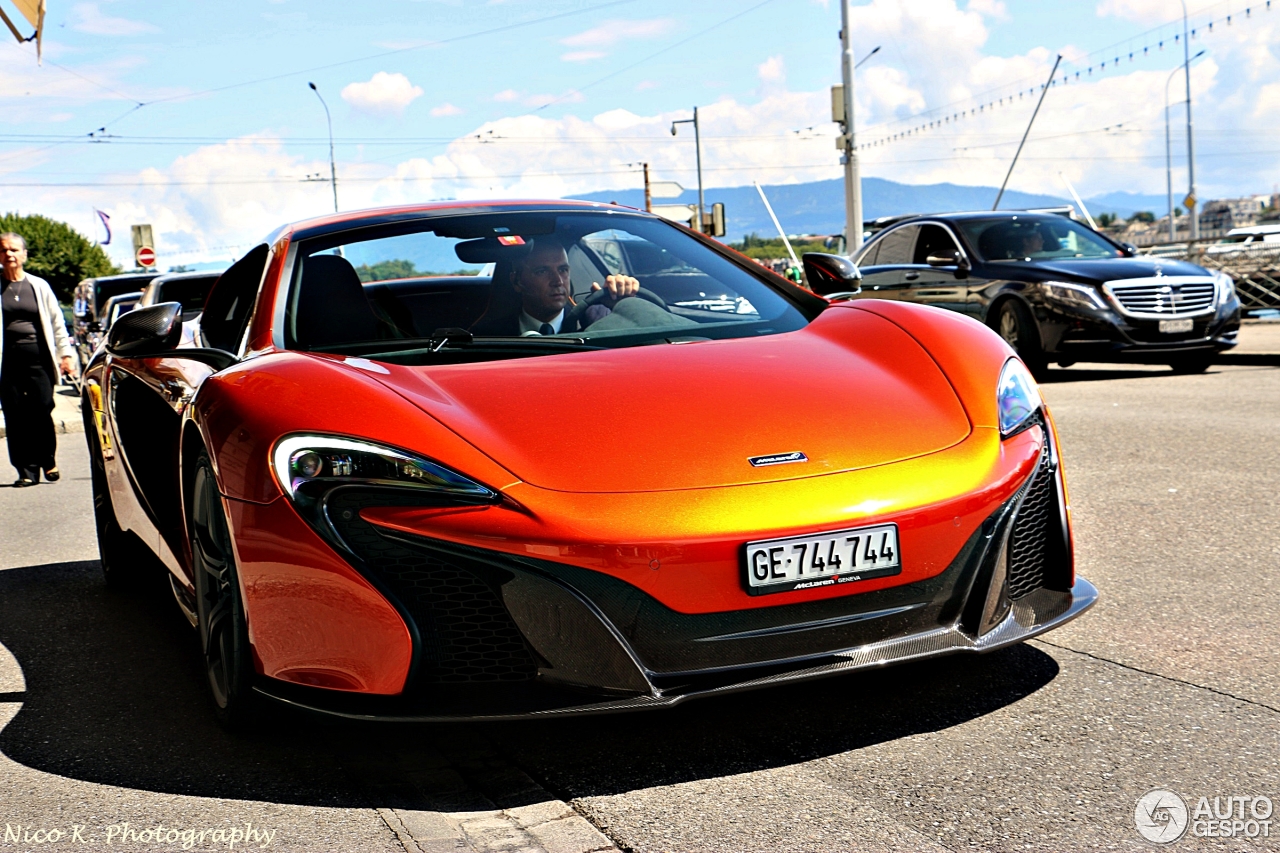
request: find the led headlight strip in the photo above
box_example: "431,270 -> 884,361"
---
271,434 -> 497,501
997,359 -> 1042,438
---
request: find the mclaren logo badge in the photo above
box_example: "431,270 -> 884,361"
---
749,451 -> 808,467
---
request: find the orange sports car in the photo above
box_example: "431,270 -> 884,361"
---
81,201 -> 1096,725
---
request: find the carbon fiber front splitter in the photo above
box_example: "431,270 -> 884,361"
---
252,577 -> 1097,723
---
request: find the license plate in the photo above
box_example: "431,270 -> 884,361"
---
1159,318 -> 1194,333
745,523 -> 901,595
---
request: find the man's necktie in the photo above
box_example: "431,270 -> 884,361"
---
539,323 -> 554,336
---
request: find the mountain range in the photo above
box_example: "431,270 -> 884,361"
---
574,178 -> 1169,241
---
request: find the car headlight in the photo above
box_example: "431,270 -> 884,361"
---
1213,271 -> 1237,306
271,434 -> 497,502
1042,281 -> 1108,310
997,359 -> 1042,437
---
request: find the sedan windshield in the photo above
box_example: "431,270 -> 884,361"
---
283,210 -> 810,361
957,215 -> 1122,262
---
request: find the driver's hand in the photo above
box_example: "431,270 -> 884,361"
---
591,274 -> 639,303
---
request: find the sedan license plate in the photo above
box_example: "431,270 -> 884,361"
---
745,523 -> 901,595
1159,318 -> 1194,334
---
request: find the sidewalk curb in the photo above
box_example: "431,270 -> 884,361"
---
0,389 -> 83,440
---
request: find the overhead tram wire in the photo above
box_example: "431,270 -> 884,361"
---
30,0 -> 642,148
534,0 -> 781,112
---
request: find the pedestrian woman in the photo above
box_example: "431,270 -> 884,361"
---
0,232 -> 76,487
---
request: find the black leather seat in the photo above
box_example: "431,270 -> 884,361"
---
295,254 -> 381,349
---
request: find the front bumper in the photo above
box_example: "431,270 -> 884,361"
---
252,438 -> 1097,721
1043,300 -> 1241,363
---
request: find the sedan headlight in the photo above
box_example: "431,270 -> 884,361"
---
271,434 -> 496,502
1042,281 -> 1108,311
997,359 -> 1042,437
1213,271 -> 1237,306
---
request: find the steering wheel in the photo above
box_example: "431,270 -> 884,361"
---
566,285 -> 667,329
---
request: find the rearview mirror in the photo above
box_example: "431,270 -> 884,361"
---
801,252 -> 862,297
106,302 -> 238,371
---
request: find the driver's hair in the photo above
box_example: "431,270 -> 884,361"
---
511,236 -> 568,276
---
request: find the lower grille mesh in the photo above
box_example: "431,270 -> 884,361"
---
328,491 -> 536,684
1006,450 -> 1067,600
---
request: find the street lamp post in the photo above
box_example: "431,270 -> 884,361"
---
1180,0 -> 1198,240
308,82 -> 339,213
1165,49 -> 1204,243
671,108 -> 704,232
839,0 -> 862,253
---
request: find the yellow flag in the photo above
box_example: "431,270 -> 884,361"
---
0,0 -> 45,61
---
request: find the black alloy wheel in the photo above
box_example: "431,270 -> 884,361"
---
994,299 -> 1048,378
190,450 -> 259,728
83,395 -> 152,590
1168,353 -> 1213,374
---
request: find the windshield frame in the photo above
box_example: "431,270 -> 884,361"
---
272,205 -> 828,359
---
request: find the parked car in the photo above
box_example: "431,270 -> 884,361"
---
82,200 -> 1093,726
76,291 -> 142,366
73,273 -> 159,366
848,211 -> 1241,374
1205,223 -> 1280,255
138,270 -> 224,320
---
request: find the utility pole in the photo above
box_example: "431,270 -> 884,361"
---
643,162 -> 652,212
839,0 -> 862,253
309,82 -> 339,213
1180,0 -> 1199,240
671,108 -> 705,232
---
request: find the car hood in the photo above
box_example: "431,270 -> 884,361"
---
370,307 -> 971,493
985,256 -> 1210,284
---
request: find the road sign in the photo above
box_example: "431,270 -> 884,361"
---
136,246 -> 156,268
649,181 -> 684,199
650,204 -> 697,227
1183,193 -> 1197,209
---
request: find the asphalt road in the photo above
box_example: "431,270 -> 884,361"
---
1,359 -> 1277,852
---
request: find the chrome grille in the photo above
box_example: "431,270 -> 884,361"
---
1104,276 -> 1216,318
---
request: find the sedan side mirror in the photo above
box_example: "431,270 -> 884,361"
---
802,252 -> 862,297
926,250 -> 971,279
106,302 -> 238,371
1121,242 -> 1139,257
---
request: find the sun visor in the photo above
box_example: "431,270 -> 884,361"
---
455,237 -> 534,264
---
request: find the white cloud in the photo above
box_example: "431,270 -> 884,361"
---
70,3 -> 160,36
1095,0 -> 1179,23
493,89 -> 521,102
340,72 -> 424,118
967,0 -> 1009,20
561,51 -> 606,63
757,55 -> 785,84
430,102 -> 464,117
560,18 -> 674,48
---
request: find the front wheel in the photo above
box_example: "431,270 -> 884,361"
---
190,451 -> 259,729
993,300 -> 1048,378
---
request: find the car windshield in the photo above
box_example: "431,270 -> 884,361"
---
283,210 -> 811,362
957,215 -> 1122,262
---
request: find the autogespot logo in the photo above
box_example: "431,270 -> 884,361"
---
1135,789 -> 1190,844
1135,789 -> 1275,843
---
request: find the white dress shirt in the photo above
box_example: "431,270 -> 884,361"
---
517,308 -> 565,335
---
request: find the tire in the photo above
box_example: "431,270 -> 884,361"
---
190,450 -> 259,729
993,299 -> 1048,378
83,396 -> 153,591
1168,353 -> 1212,374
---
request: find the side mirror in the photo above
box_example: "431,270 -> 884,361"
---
106,301 -> 238,371
802,252 -> 862,297
107,302 -> 182,356
1121,242 -> 1139,257
926,250 -> 971,279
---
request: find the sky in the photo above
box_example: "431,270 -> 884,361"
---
0,0 -> 1277,269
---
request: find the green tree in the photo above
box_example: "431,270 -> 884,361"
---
355,258 -> 419,282
728,233 -> 834,260
1096,212 -> 1118,228
0,212 -> 119,303
1127,211 -> 1156,224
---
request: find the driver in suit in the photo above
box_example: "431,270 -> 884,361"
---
472,237 -> 640,336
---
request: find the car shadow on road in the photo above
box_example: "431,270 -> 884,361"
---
0,560 -> 1060,806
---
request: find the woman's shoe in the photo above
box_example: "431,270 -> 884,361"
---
43,467 -> 60,482
13,478 -> 36,488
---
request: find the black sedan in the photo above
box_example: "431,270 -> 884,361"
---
847,212 -> 1241,374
